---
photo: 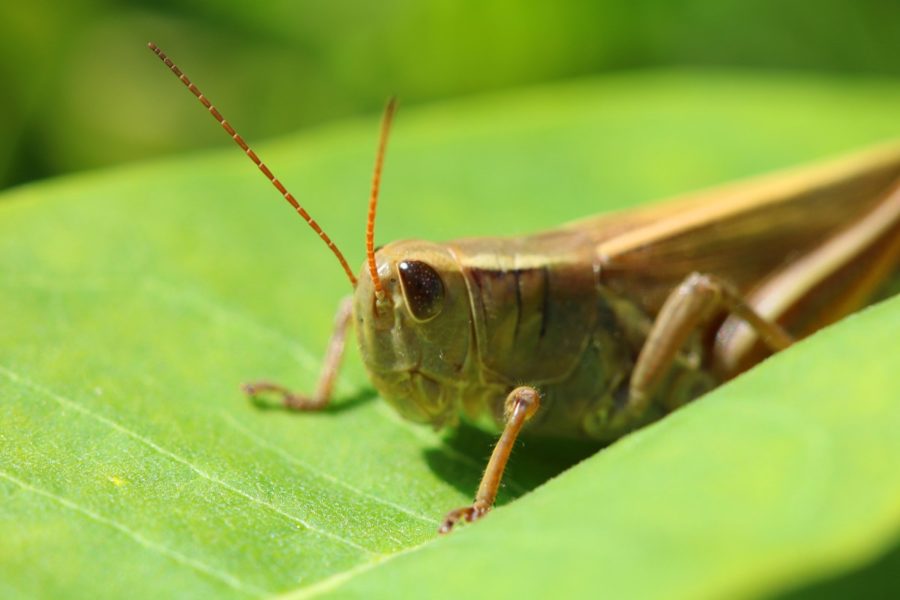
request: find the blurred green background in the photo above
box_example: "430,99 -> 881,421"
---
1,0 -> 898,190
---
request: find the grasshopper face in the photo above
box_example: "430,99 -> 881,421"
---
354,239 -> 475,428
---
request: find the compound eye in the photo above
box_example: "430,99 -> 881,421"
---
398,260 -> 445,321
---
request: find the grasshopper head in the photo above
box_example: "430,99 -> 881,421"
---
354,239 -> 473,428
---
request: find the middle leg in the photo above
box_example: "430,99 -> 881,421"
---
439,386 -> 541,534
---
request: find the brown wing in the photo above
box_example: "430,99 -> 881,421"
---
715,179 -> 900,373
575,142 -> 900,315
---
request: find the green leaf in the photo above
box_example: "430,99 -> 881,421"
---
1,71 -> 899,599
325,296 -> 900,600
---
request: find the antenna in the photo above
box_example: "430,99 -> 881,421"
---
366,97 -> 397,299
147,42 -> 357,287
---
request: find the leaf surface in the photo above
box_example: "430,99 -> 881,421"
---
1,71 -> 899,599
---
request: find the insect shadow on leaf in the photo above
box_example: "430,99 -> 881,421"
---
248,385 -> 378,414
425,421 -> 604,501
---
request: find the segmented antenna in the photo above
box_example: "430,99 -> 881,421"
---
147,42 -> 358,287
366,97 -> 397,299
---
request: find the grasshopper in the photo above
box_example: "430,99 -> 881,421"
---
149,43 -> 900,533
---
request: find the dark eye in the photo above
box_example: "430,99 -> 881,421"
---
398,260 -> 445,321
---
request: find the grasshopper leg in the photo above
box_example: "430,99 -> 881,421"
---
627,272 -> 794,415
439,386 -> 541,534
242,296 -> 354,411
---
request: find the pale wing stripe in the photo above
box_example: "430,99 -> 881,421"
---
750,179 -> 900,317
717,179 -> 900,369
597,142 -> 900,261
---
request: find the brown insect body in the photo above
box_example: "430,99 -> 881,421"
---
357,145 -> 900,441
149,41 -> 900,531
357,233 -> 664,441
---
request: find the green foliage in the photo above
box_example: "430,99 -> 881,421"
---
2,1 -> 900,187
332,296 -> 900,599
1,72 -> 899,598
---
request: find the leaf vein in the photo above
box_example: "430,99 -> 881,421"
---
220,413 -> 439,525
142,277 -> 526,492
0,364 -> 376,556
272,540 -> 431,600
0,470 -> 267,598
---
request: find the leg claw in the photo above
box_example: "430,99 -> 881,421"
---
241,381 -> 319,411
439,503 -> 489,534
